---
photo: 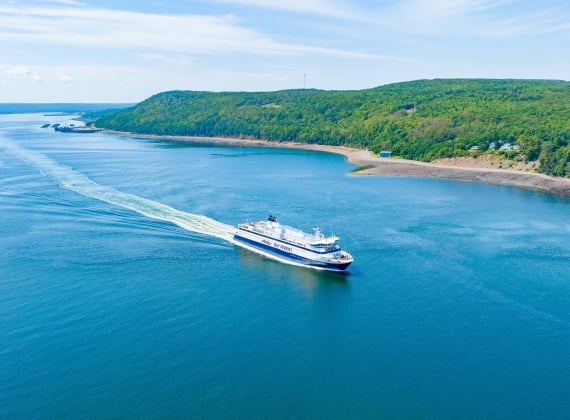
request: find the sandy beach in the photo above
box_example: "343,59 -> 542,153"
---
105,130 -> 570,197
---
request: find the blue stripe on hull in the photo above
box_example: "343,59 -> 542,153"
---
234,235 -> 352,271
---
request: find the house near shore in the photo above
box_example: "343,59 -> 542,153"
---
380,151 -> 392,158
499,143 -> 520,151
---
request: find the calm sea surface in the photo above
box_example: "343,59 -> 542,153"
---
2,111 -> 570,419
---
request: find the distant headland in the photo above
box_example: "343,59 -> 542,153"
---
95,79 -> 570,196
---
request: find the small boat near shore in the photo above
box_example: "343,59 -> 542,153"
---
233,215 -> 353,271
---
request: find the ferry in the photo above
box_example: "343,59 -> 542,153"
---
54,125 -> 102,133
233,215 -> 353,271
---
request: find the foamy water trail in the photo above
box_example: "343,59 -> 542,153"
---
0,138 -> 236,240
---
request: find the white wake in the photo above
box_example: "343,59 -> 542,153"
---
0,139 -> 235,241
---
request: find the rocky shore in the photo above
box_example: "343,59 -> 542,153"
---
344,150 -> 570,197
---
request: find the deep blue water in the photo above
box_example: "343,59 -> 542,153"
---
2,111 -> 570,419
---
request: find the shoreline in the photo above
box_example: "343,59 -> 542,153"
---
103,130 -> 570,198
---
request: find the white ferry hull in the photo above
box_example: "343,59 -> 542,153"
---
233,227 -> 352,271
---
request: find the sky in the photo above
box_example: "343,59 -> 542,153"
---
1,0 -> 570,102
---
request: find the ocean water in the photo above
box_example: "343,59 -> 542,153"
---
2,111 -> 570,419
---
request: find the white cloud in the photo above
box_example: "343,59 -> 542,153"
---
4,64 -> 43,81
5,64 -> 32,76
0,63 -> 149,102
396,0 -> 513,20
0,4 -> 387,59
44,0 -> 84,5
56,71 -> 72,82
378,0 -> 570,38
212,0 -> 369,21
137,53 -> 196,67
2,1 -> 569,102
490,7 -> 570,36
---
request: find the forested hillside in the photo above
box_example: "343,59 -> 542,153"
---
96,79 -> 570,177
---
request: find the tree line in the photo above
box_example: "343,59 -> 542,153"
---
96,79 -> 570,177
